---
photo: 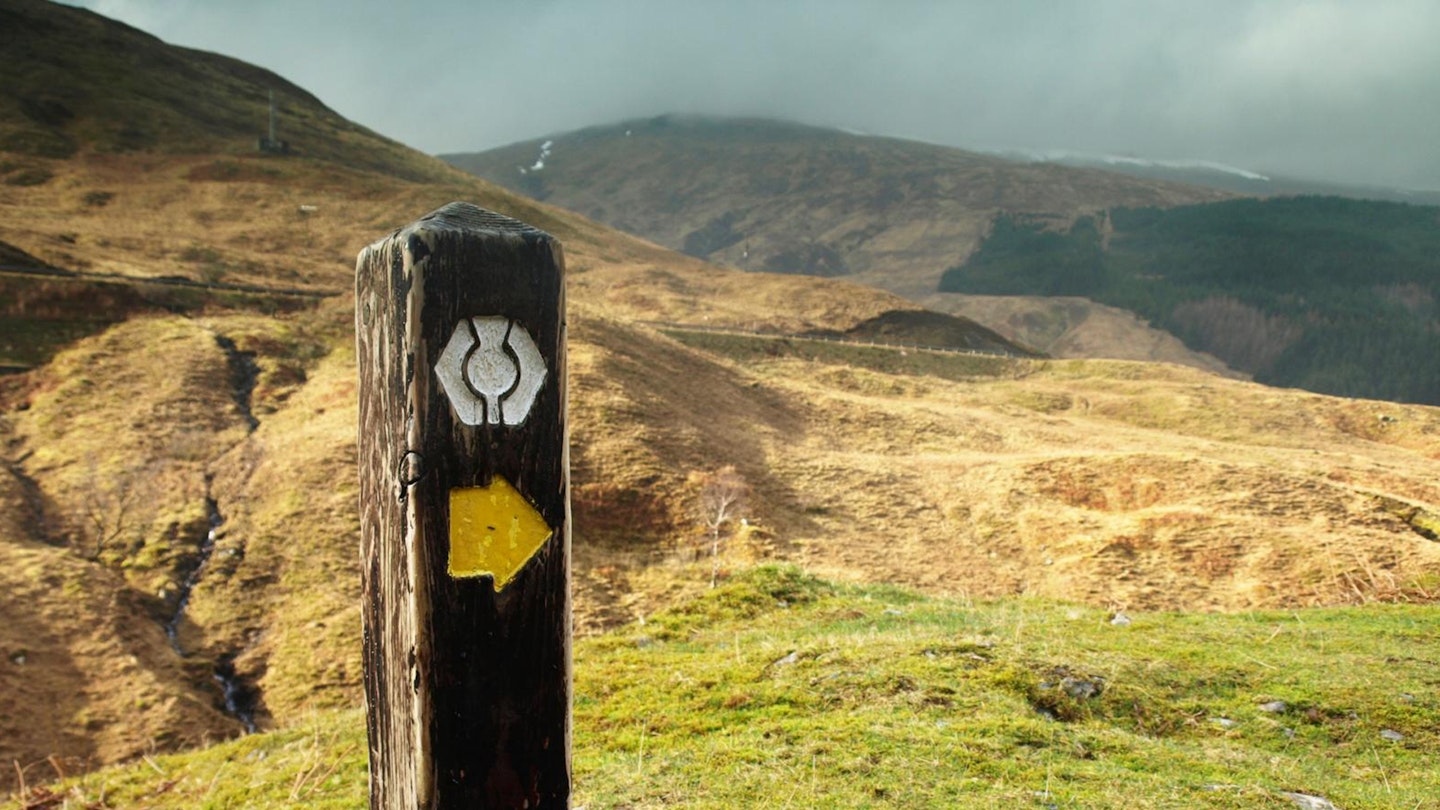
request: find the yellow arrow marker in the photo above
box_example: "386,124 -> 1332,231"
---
448,476 -> 553,589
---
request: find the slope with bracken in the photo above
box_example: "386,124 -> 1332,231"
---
2,0 -> 1439,795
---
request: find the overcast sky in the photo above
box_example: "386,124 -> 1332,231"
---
73,0 -> 1440,190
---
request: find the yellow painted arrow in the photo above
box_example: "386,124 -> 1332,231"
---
448,475 -> 553,590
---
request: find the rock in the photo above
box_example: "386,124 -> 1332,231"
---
883,608 -> 904,616
1380,729 -> 1404,742
1259,700 -> 1288,713
1061,677 -> 1104,700
1110,612 -> 1132,627
772,651 -> 799,667
1211,717 -> 1238,730
1279,792 -> 1338,810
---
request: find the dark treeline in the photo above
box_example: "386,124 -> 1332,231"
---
939,196 -> 1440,405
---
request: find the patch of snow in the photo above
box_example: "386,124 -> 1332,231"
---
528,140 -> 554,172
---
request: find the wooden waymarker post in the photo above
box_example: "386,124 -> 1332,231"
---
355,202 -> 570,809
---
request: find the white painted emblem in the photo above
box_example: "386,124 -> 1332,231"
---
435,317 -> 546,427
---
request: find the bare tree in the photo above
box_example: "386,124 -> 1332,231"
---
690,465 -> 750,588
78,460 -> 141,561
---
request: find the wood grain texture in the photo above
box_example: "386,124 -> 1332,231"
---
356,202 -> 570,809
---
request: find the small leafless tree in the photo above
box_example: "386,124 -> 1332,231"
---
691,465 -> 750,588
78,460 -> 142,562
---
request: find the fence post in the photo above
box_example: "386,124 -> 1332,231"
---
355,202 -> 570,809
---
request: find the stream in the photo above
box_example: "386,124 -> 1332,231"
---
163,490 -> 259,733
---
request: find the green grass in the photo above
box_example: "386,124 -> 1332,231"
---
18,567 -> 1438,808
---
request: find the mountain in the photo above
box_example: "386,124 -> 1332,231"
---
442,115 -> 1248,375
3,0 -> 1440,798
441,115 -> 1234,299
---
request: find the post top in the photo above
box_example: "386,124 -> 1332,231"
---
411,202 -> 548,239
364,202 -> 551,256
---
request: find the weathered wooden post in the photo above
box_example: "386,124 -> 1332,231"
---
355,202 -> 570,808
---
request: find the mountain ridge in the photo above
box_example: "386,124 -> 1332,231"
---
442,114 -> 1235,299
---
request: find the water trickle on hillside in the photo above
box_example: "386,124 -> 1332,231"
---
214,334 -> 259,433
164,495 -> 223,653
163,489 -> 261,733
214,654 -> 258,734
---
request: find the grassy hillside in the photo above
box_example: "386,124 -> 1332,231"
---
3,0 -> 1440,801
939,197 -> 1440,405
442,116 -> 1232,299
18,568 -> 1439,809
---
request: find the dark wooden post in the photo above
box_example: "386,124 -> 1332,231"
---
355,202 -> 570,809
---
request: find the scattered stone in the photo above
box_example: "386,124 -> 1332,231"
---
1281,727 -> 1296,739
883,608 -> 904,616
1211,717 -> 1238,730
1380,729 -> 1404,742
9,651 -> 25,666
1110,612 -> 1132,627
1280,791 -> 1338,810
1399,693 -> 1415,703
772,651 -> 799,667
1061,677 -> 1104,700
1259,700 -> 1289,713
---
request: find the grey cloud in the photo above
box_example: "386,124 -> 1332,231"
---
75,0 -> 1440,189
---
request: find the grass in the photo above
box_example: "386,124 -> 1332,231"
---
21,566 -> 1437,809
660,328 -> 1028,383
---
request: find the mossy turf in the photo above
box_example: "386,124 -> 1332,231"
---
22,567 -> 1436,809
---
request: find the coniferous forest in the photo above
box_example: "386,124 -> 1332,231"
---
939,196 -> 1440,404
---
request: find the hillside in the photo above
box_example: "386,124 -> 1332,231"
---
988,148 -> 1440,207
442,116 -> 1233,299
0,0 -> 1021,786
22,570 -> 1440,809
3,0 -> 1440,801
939,198 -> 1440,405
